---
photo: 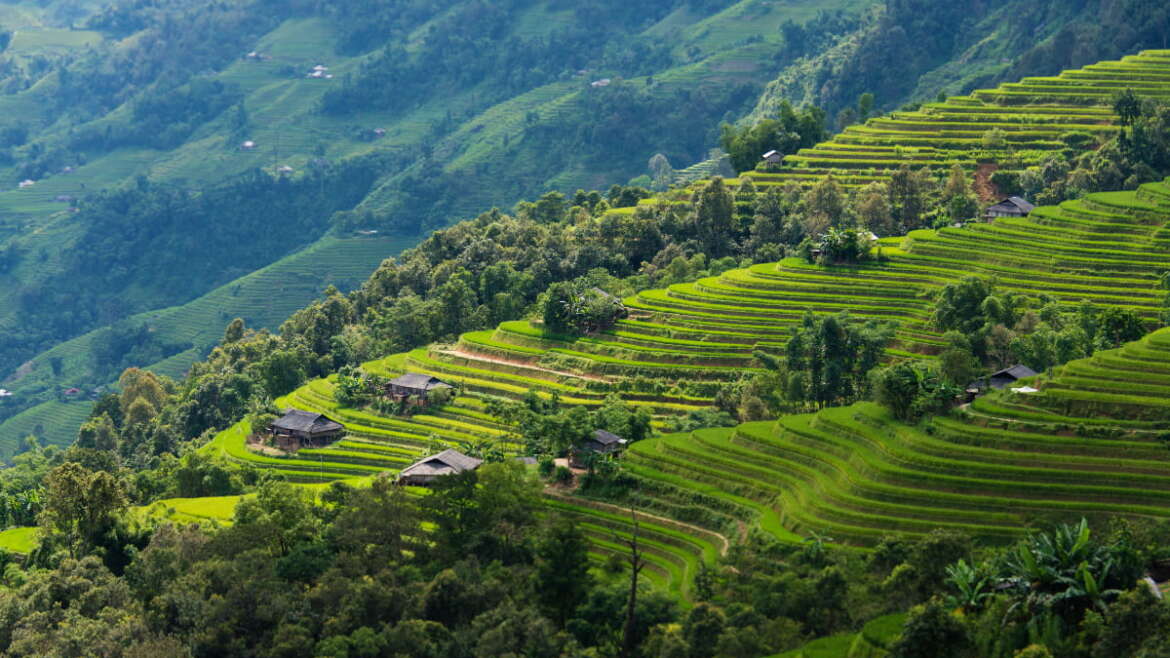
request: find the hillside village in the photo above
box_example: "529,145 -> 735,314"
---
1,1 -> 1170,655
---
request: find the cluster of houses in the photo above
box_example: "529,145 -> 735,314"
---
307,64 -> 333,79
262,357 -> 1042,488
264,370 -> 631,487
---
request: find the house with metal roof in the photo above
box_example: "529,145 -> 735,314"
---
984,196 -> 1035,220
269,409 -> 344,450
570,429 -> 628,467
397,449 -> 483,486
965,364 -> 1040,401
385,373 -> 455,407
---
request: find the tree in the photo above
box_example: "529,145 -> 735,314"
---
39,463 -> 127,558
76,413 -> 118,452
683,603 -> 726,658
1095,306 -> 1145,349
1114,88 -> 1142,126
874,361 -> 960,422
223,317 -> 246,343
804,175 -> 847,229
889,600 -> 972,658
858,92 -> 875,121
620,512 -> 647,658
119,368 -> 168,420
533,191 -> 567,224
648,153 -> 673,190
536,515 -> 592,627
933,276 -> 997,336
888,165 -> 929,231
853,182 -> 894,235
692,177 -> 735,257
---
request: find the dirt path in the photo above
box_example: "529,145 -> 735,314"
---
973,162 -> 1000,202
544,491 -> 731,557
438,348 -> 610,383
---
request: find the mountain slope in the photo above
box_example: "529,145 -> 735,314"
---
0,0 -> 876,442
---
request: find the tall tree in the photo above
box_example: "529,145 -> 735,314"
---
535,515 -> 592,627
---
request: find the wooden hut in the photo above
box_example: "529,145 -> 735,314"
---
761,150 -> 783,165
397,449 -> 483,486
570,429 -> 628,467
983,196 -> 1034,220
385,373 -> 455,406
269,409 -> 344,451
965,364 -> 1039,401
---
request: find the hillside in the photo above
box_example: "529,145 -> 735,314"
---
5,0 -> 1170,453
747,0 -> 1170,123
206,175 -> 1170,543
189,49 -> 1170,494
747,49 -> 1170,189
0,0 -> 878,442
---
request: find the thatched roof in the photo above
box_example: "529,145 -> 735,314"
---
399,449 -> 482,479
272,409 -> 344,434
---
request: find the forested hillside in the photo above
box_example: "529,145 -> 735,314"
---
0,0 -> 869,438
4,0 -> 1170,450
2,2 -> 1170,654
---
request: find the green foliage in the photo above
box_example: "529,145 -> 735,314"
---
535,514 -> 593,627
542,281 -> 628,336
873,361 -> 960,422
721,101 -> 828,173
777,311 -> 897,409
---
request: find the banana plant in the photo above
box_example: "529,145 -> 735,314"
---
945,558 -> 993,613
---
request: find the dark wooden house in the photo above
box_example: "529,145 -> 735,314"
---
965,364 -> 1039,401
570,429 -> 628,467
269,409 -> 344,451
761,149 -> 783,165
386,373 -> 455,405
983,196 -> 1035,220
397,449 -> 483,486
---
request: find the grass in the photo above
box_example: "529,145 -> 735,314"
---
137,495 -> 245,526
0,526 -> 38,555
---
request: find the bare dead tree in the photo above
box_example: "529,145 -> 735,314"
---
618,506 -> 645,658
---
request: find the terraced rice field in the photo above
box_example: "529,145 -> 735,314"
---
221,178 -> 1170,501
627,326 -> 1170,547
745,50 -> 1170,189
544,495 -> 727,602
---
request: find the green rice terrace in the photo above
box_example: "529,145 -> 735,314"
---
743,49 -> 1170,189
203,176 -> 1170,559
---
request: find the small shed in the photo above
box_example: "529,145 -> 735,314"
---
761,150 -> 783,165
270,409 -> 344,450
398,449 -> 483,486
386,373 -> 455,405
984,196 -> 1034,220
571,429 -> 628,467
